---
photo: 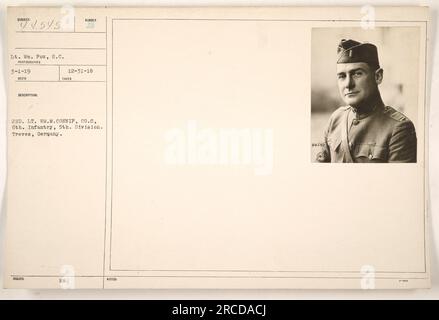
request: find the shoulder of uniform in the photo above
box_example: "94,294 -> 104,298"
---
338,105 -> 350,111
383,106 -> 409,122
330,105 -> 350,118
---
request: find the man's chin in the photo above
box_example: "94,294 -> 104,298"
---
343,97 -> 362,107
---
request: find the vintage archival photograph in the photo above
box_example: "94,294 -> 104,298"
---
4,6 -> 429,290
311,27 -> 420,163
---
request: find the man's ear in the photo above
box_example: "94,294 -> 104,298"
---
375,68 -> 383,85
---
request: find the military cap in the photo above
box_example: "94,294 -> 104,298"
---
337,39 -> 380,69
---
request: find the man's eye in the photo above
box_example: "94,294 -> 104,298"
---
353,71 -> 363,77
338,74 -> 346,79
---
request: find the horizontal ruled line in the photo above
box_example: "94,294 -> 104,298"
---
16,31 -> 106,34
109,268 -> 429,273
15,80 -> 106,83
11,275 -> 103,278
10,274 -> 429,280
112,18 -> 427,22
15,47 -> 106,50
15,64 -> 107,66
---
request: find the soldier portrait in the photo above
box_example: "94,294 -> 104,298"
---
312,30 -> 419,163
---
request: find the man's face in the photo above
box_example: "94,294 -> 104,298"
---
336,62 -> 380,107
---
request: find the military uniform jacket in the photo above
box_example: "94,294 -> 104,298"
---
317,104 -> 417,163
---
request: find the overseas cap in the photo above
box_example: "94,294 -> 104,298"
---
337,39 -> 380,69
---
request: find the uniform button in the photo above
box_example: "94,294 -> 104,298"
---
352,119 -> 360,125
368,154 -> 373,160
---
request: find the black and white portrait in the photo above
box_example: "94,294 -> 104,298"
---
311,27 -> 420,163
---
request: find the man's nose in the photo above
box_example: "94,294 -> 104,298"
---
345,74 -> 355,90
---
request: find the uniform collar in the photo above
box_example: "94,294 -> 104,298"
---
350,101 -> 384,120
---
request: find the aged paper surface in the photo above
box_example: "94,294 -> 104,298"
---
4,6 -> 430,289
